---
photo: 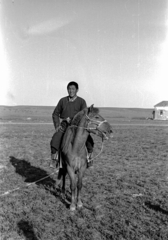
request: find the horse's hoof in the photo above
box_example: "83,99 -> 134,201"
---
70,204 -> 76,211
77,201 -> 83,208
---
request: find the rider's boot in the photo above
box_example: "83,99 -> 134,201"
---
50,151 -> 59,169
87,152 -> 93,168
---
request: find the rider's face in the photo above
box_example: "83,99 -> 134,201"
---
68,85 -> 78,98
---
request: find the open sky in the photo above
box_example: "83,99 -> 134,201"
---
0,0 -> 168,108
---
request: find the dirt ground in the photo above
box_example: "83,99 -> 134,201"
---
0,123 -> 168,240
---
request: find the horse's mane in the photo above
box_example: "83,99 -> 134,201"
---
61,108 -> 86,154
71,109 -> 86,126
61,106 -> 100,154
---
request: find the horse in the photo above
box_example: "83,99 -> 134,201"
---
57,104 -> 113,211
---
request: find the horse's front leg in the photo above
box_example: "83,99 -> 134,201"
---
77,168 -> 85,208
67,166 -> 77,211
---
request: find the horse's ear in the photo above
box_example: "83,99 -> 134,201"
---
88,104 -> 94,114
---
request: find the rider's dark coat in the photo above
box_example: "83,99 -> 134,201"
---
51,96 -> 94,153
52,96 -> 87,129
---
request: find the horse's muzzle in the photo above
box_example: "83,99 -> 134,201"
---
97,123 -> 113,140
109,130 -> 113,138
103,130 -> 113,140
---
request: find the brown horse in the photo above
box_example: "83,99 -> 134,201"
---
58,105 -> 113,211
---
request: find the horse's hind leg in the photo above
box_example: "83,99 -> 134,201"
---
61,168 -> 67,198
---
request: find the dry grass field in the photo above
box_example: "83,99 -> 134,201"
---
0,106 -> 168,240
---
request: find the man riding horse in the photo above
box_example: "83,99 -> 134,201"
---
50,81 -> 94,169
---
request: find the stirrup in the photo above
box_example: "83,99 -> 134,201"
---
87,159 -> 93,168
87,152 -> 92,161
50,152 -> 59,168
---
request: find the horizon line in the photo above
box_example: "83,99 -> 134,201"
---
0,104 -> 153,109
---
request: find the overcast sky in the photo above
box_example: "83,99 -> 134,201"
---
0,0 -> 168,108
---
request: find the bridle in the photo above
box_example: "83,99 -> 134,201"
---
85,114 -> 107,129
70,114 -> 108,139
85,114 -> 108,139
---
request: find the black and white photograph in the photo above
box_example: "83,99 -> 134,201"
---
0,0 -> 168,239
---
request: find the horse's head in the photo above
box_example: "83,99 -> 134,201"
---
85,104 -> 113,140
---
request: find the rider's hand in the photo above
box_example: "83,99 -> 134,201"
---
55,126 -> 61,132
66,117 -> 71,123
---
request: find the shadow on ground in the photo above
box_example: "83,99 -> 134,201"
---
17,220 -> 38,240
9,156 -> 70,208
10,156 -> 55,187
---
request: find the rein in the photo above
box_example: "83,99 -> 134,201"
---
70,114 -> 107,160
0,170 -> 57,197
70,114 -> 107,131
86,140 -> 104,161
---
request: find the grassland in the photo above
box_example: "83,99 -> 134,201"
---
0,106 -> 168,239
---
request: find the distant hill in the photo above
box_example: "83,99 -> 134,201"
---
0,106 -> 54,122
0,105 -> 154,123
